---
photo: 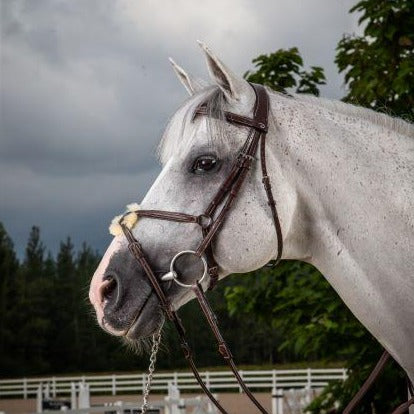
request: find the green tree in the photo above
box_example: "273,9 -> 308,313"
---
74,243 -> 106,370
49,237 -> 77,371
0,223 -> 20,375
336,0 -> 414,120
18,227 -> 54,374
245,47 -> 326,96
24,226 -> 45,277
225,263 -> 406,413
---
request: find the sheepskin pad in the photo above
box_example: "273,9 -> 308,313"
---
108,203 -> 140,236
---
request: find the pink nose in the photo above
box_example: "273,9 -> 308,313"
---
90,277 -> 117,307
88,237 -> 129,337
89,274 -> 127,337
89,237 -> 124,308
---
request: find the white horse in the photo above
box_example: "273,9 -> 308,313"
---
89,43 -> 414,387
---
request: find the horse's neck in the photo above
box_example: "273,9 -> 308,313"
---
267,94 -> 414,379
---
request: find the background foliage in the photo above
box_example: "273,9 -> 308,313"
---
244,47 -> 326,96
0,222 -> 286,377
336,0 -> 414,121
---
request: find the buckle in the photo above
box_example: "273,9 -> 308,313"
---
208,267 -> 219,290
218,343 -> 232,359
181,342 -> 192,359
256,122 -> 268,133
236,152 -> 255,168
128,241 -> 142,257
197,214 -> 213,229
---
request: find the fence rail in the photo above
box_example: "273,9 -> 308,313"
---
0,368 -> 347,399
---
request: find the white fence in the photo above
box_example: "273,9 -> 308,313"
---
0,368 -> 347,399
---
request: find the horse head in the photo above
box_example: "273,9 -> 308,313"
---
89,43 -> 293,342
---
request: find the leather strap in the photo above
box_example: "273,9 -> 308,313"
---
194,106 -> 268,132
408,376 -> 414,397
391,397 -> 414,414
260,136 -> 283,264
193,283 -> 268,414
135,210 -> 199,224
344,350 -> 414,414
343,351 -> 391,414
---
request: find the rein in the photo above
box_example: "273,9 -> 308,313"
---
118,83 -> 413,414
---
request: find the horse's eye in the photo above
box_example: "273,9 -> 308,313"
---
191,155 -> 219,174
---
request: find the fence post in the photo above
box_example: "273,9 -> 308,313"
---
142,373 -> 146,394
307,368 -> 312,389
305,386 -> 312,404
272,387 -> 283,414
277,388 -> 284,414
52,377 -> 56,397
115,401 -> 123,414
205,371 -> 210,390
166,382 -> 180,414
71,383 -> 77,410
44,383 -> 50,399
164,395 -> 171,414
195,396 -> 202,413
36,385 -> 42,413
23,378 -> 28,399
178,398 -> 186,414
239,370 -> 243,393
272,369 -> 276,390
78,383 -> 90,409
112,374 -> 116,395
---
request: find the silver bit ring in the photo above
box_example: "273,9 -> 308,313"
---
161,250 -> 208,288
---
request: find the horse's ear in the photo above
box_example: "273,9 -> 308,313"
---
198,41 -> 252,103
169,58 -> 204,96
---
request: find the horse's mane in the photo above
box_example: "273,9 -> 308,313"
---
158,85 -> 414,164
295,93 -> 414,138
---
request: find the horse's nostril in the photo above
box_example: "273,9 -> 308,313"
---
102,276 -> 118,303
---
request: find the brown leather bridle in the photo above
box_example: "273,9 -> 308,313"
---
120,83 -> 281,413
119,82 -> 413,413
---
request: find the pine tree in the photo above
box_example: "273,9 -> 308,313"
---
0,223 -> 19,375
74,243 -> 100,369
18,226 -> 53,374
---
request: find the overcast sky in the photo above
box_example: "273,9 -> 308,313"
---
1,0 -> 360,259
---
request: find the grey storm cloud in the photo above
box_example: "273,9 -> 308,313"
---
0,0 -> 359,258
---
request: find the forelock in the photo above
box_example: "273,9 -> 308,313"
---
157,86 -> 232,164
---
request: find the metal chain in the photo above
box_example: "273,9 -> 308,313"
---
140,327 -> 163,414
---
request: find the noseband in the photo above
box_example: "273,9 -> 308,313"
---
120,83 -> 281,413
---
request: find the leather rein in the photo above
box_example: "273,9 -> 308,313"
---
119,83 -> 413,413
